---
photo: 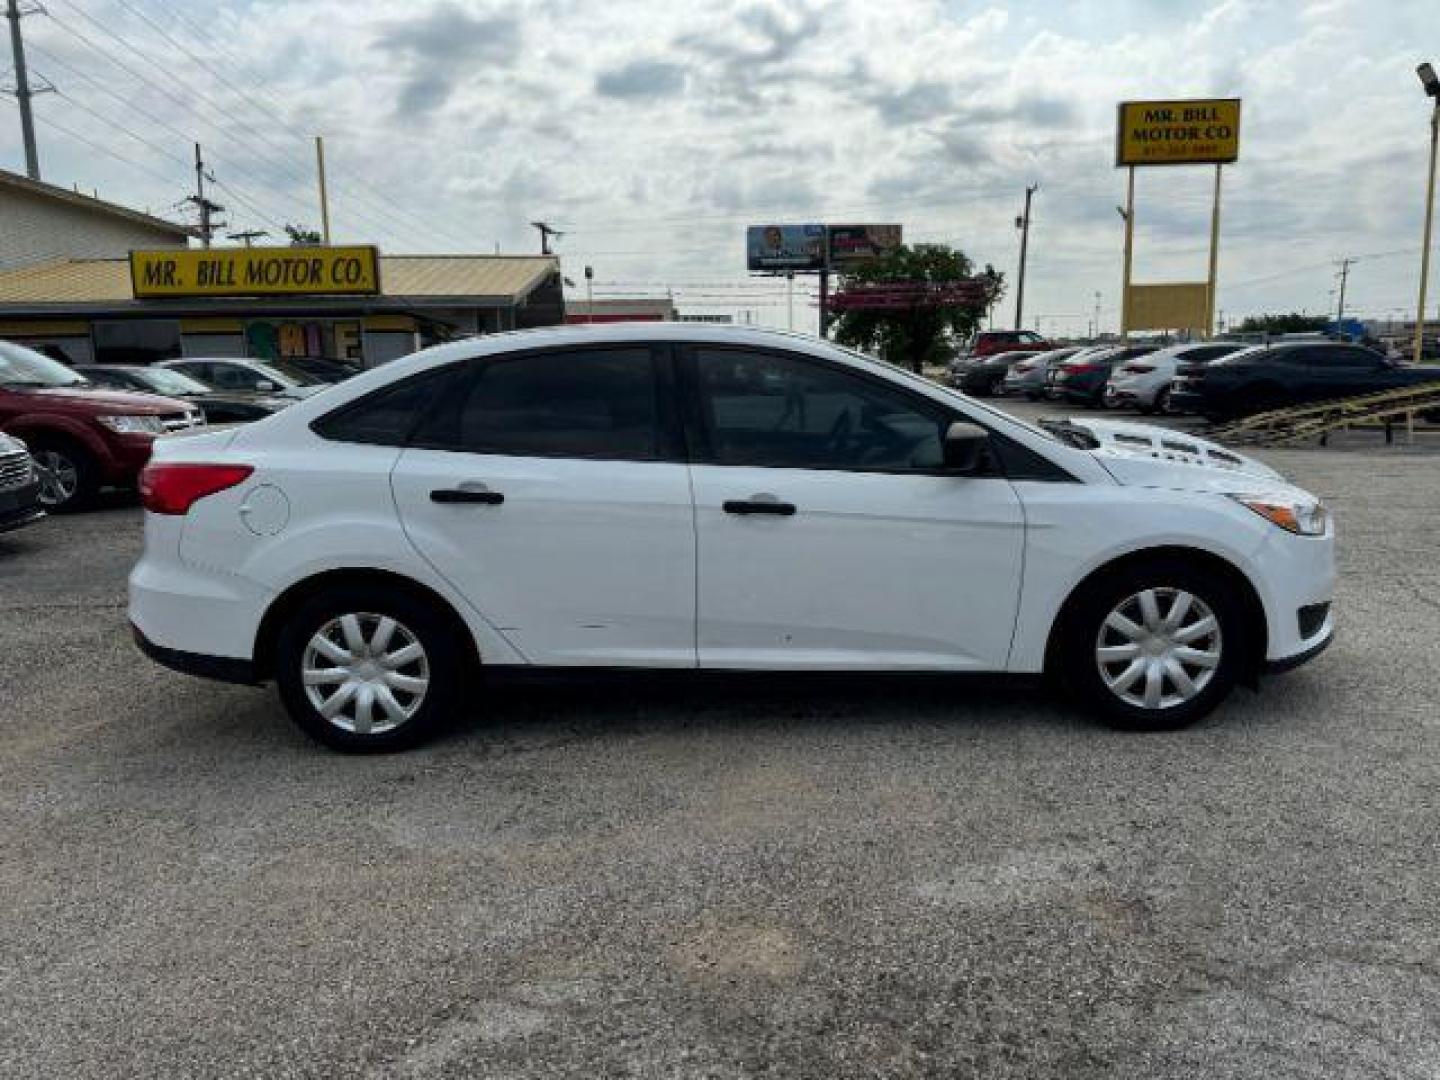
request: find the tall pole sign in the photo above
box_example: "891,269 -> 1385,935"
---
1116,98 -> 1242,338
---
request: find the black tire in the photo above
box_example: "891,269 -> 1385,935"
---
274,583 -> 467,752
1153,387 -> 1172,415
29,438 -> 97,511
1056,556 -> 1248,731
1025,390 -> 1041,402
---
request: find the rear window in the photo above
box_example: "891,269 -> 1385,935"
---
312,366 -> 457,446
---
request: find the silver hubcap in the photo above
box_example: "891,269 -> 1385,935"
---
301,613 -> 430,735
33,450 -> 78,506
1095,588 -> 1222,710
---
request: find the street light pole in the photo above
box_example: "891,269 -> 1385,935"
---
1414,63 -> 1440,364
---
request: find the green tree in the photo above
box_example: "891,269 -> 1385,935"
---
285,223 -> 323,246
1234,312 -> 1329,334
831,244 -> 1004,373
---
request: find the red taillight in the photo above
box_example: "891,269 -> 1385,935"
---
1064,362 -> 1100,374
140,463 -> 254,515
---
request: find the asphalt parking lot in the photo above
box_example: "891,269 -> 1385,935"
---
2,403 -> 1439,1079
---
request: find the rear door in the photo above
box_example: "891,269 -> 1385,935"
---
389,345 -> 697,667
681,344 -> 1025,670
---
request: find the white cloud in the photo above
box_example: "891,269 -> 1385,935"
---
2,0 -> 1435,332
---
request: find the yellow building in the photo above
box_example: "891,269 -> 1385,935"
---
0,252 -> 563,367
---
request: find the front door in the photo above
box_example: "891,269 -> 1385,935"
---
682,345 -> 1026,670
390,345 -> 697,667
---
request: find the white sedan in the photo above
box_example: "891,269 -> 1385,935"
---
1105,341 -> 1247,413
129,325 -> 1335,751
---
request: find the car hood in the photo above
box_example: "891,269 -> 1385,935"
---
8,385 -> 191,414
1063,418 -> 1295,495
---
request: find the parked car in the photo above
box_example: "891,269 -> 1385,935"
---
1104,342 -> 1248,414
0,341 -> 204,510
948,349 -> 1036,396
1048,345 -> 1161,407
963,329 -> 1054,360
159,358 -> 328,400
0,430 -> 44,534
130,324 -> 1335,752
1169,341 -> 1440,420
75,365 -> 291,424
1002,346 -> 1084,399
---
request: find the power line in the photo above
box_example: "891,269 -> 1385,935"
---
135,0 -> 463,247
41,1 -> 464,249
28,41 -> 319,234
29,109 -> 178,188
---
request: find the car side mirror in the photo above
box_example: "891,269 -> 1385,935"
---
943,421 -> 991,475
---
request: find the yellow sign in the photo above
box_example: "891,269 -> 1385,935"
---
1124,283 -> 1211,332
130,246 -> 381,298
1116,99 -> 1240,167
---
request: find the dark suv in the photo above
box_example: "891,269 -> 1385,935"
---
1170,342 -> 1440,419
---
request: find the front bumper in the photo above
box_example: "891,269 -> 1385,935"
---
0,477 -> 44,534
1265,626 -> 1333,673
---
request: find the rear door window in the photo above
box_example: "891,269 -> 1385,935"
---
414,347 -> 668,461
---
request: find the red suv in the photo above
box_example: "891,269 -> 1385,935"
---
966,330 -> 1053,359
0,341 -> 204,510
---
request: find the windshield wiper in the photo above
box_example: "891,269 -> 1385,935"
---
1039,418 -> 1101,449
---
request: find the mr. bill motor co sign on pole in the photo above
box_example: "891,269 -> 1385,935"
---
1116,98 -> 1242,337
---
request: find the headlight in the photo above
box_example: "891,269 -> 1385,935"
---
96,414 -> 166,435
1230,493 -> 1329,536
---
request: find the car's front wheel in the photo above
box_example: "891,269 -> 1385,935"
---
30,440 -> 96,511
1058,558 -> 1246,730
274,584 -> 465,752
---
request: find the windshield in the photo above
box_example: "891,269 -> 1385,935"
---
259,360 -> 326,386
131,367 -> 212,395
0,341 -> 88,388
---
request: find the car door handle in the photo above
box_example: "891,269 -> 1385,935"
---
723,498 -> 796,516
431,488 -> 504,505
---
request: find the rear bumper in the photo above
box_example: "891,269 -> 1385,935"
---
131,622 -> 259,685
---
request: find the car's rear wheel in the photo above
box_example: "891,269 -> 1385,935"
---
274,584 -> 465,752
30,441 -> 96,511
1058,558 -> 1246,730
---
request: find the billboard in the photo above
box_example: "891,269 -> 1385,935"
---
131,246 -> 381,298
1124,283 -> 1210,332
746,224 -> 825,272
827,223 -> 902,266
1116,99 -> 1241,167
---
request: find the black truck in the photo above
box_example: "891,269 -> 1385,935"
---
1169,341 -> 1440,420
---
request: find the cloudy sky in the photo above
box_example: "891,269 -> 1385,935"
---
2,0 -> 1436,334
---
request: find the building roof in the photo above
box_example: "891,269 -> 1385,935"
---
0,168 -> 193,239
0,254 -> 560,311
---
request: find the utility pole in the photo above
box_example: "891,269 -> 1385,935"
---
1335,257 -> 1354,330
530,221 -> 563,255
1093,290 -> 1102,339
186,143 -> 226,248
583,264 -> 593,323
1013,183 -> 1037,331
1415,63 -> 1439,364
5,0 -> 47,180
314,136 -> 331,244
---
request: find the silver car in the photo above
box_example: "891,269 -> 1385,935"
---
1000,346 -> 1084,399
1105,342 -> 1247,413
